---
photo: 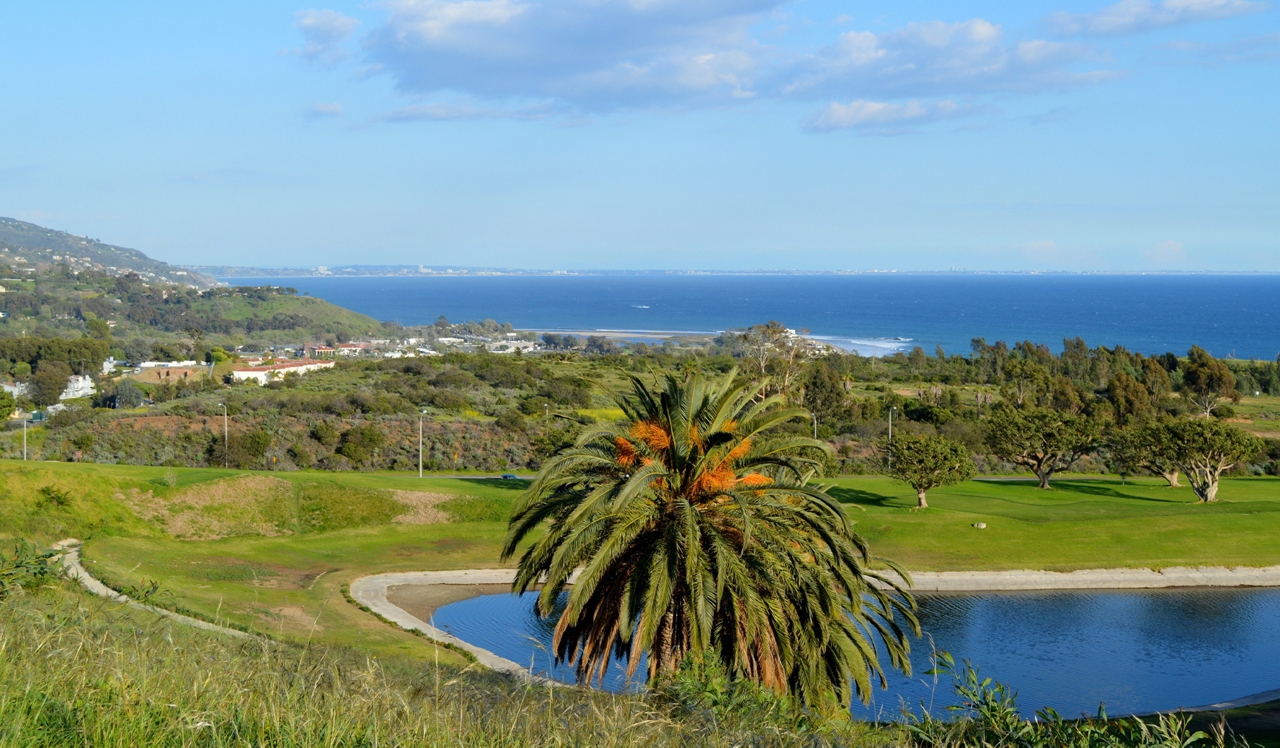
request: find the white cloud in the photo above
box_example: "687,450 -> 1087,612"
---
361,0 -> 775,108
1159,30 -> 1280,62
375,100 -> 555,122
295,9 -> 360,64
784,20 -> 1107,101
1049,0 -> 1267,37
294,4 -> 1119,128
305,102 -> 344,120
807,99 -> 960,132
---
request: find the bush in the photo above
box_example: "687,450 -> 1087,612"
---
288,442 -> 314,468
906,653 -> 1239,747
209,429 -> 271,469
338,424 -> 385,465
0,539 -> 58,599
495,409 -> 526,432
311,421 -> 340,447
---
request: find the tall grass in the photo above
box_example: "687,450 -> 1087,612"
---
0,585 -> 895,747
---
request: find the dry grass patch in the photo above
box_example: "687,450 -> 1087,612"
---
390,491 -> 455,525
117,474 -> 293,540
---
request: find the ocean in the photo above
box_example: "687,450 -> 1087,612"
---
227,274 -> 1280,359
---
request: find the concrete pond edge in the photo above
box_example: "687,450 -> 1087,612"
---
348,570 -> 552,683
349,565 -> 1280,713
52,538 -> 261,642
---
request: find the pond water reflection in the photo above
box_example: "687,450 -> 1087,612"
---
430,588 -> 1280,718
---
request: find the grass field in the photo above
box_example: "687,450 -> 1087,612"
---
4,460 -> 1280,744
4,460 -> 1280,665
828,475 -> 1280,572
3,584 -> 863,747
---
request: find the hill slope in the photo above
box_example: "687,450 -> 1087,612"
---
0,217 -> 217,288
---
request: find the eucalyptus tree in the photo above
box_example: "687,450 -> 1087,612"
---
1182,346 -> 1238,416
883,433 -> 976,509
502,370 -> 918,708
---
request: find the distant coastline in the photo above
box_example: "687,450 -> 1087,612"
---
199,265 -> 1280,279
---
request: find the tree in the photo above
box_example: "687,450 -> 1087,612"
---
0,390 -> 14,419
114,379 -> 145,409
1141,357 -> 1174,403
1182,346 -> 1237,416
1106,371 -> 1152,425
1163,418 -> 1262,502
801,360 -> 847,426
985,407 -> 1101,489
1107,419 -> 1181,487
502,370 -> 918,708
31,361 -> 72,407
734,321 -> 817,396
999,358 -> 1050,407
883,433 -> 976,508
85,317 -> 112,342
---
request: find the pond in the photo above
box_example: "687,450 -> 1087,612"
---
429,588 -> 1280,718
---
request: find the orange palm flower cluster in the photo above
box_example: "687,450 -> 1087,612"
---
629,421 -> 671,450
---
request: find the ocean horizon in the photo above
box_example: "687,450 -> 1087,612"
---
223,273 -> 1280,359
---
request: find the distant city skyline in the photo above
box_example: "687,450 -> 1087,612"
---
1,1 -> 1276,271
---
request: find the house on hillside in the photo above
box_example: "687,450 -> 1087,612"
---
60,375 -> 95,400
230,359 -> 335,385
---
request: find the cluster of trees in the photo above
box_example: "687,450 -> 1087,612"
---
882,395 -> 1263,508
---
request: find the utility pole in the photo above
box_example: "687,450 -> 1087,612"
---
218,403 -> 228,468
419,410 -> 426,478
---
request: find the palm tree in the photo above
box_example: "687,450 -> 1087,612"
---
502,370 -> 917,708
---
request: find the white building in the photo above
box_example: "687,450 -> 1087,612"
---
2,382 -> 29,398
230,359 -> 335,385
60,375 -> 96,400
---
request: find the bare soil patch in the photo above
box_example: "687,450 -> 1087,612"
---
387,582 -> 511,621
390,491 -> 455,525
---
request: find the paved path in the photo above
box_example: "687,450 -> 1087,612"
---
53,538 -> 261,642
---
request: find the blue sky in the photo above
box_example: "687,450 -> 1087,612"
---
1,1 -> 1276,271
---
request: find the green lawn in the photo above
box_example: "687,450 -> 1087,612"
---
827,475 -> 1280,572
4,459 -> 1280,664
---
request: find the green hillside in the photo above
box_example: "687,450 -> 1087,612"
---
0,217 -> 217,287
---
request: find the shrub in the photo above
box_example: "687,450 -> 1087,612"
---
338,424 -> 385,465
288,442 -> 314,468
311,421 -> 340,447
0,539 -> 57,599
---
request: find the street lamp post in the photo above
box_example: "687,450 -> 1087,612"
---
22,417 -> 27,461
418,410 -> 427,478
811,412 -> 818,439
218,403 -> 228,468
887,405 -> 896,470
